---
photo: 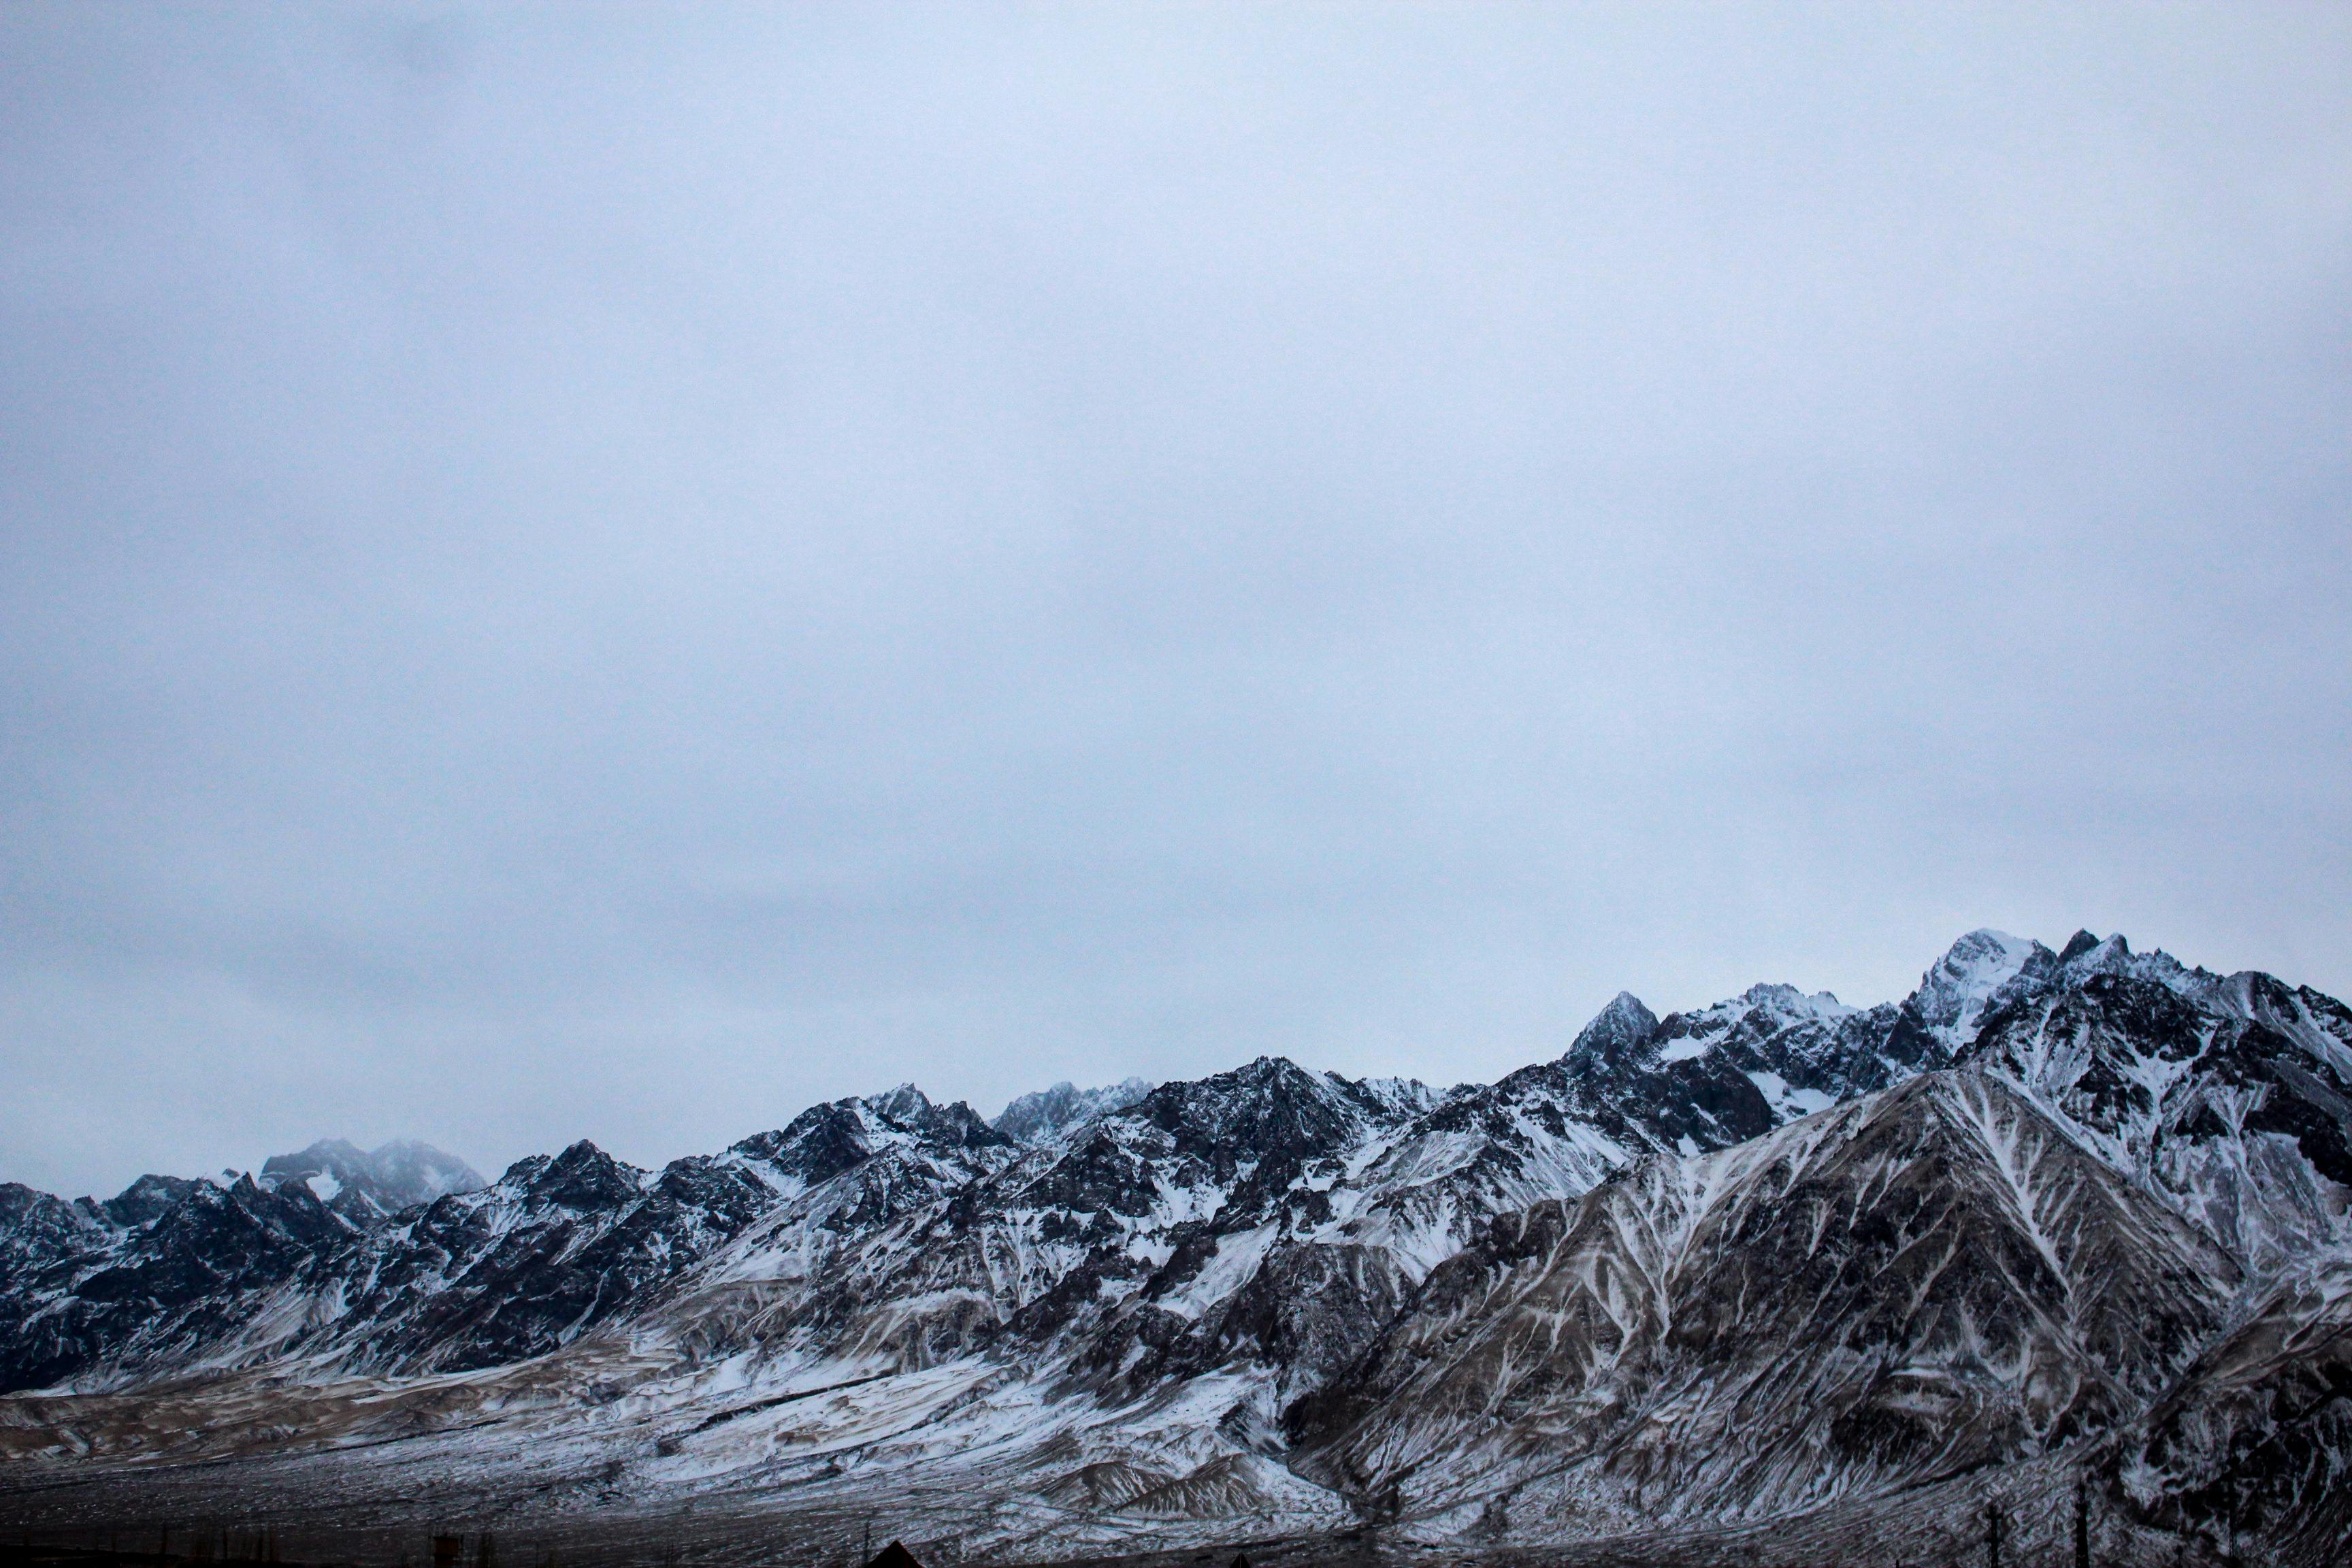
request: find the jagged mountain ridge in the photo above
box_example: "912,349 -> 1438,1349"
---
3,929 -> 2348,1565
994,1079 -> 1156,1144
7,930 -> 2345,1401
0,1088 -> 1022,1390
1967,936 -> 2352,1275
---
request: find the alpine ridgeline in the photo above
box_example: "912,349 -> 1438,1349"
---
2,931 -> 2347,1566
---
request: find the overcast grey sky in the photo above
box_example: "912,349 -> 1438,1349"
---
3,5 -> 2348,1198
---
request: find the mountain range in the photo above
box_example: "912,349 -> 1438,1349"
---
1,930 -> 2346,1566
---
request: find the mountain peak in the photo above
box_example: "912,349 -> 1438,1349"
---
864,1083 -> 933,1125
994,1077 -> 1154,1144
1566,991 -> 1660,1064
2057,928 -> 2106,964
258,1137 -> 486,1221
1126,1055 -> 1384,1175
1907,928 -> 2052,1046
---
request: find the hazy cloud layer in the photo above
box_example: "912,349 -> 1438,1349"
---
3,5 -> 2348,1196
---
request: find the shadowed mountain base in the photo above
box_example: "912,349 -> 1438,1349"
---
0,1452 -> 2259,1568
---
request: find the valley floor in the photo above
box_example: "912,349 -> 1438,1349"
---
0,1450 -> 2246,1568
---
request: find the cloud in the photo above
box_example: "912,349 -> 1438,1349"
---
2,4 -> 2347,1196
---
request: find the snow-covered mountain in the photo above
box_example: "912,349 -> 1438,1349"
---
994,1078 -> 1155,1143
259,1138 -> 487,1225
1290,1072 -> 2239,1533
1,930 -> 2346,1566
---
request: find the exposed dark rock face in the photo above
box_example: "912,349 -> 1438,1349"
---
100,1175 -> 203,1228
0,1173 -> 351,1392
314,1140 -> 784,1373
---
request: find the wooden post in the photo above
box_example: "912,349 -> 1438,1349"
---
2075,1474 -> 2090,1568
1985,1501 -> 2002,1568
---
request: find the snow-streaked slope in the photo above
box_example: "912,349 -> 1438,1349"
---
1959,935 -> 2352,1275
1290,1071 -> 2238,1538
2122,1248 -> 2352,1565
655,1058 -> 1443,1406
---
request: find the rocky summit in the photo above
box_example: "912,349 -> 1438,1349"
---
1,931 -> 2347,1567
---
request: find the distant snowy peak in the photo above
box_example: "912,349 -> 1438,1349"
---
994,1077 -> 1155,1144
1695,981 -> 1858,1027
1567,929 -> 2207,1116
866,1084 -> 1008,1150
1586,981 -> 1904,1125
1910,928 -> 2050,1043
992,1063 -> 1424,1151
862,1081 -> 943,1128
257,1137 -> 485,1222
1107,1056 -> 1433,1179
728,1085 -> 1012,1192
